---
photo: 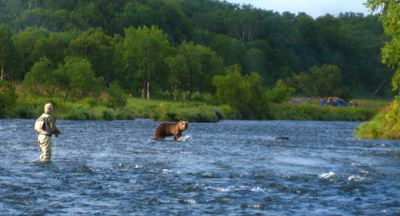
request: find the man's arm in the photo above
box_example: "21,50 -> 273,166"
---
48,116 -> 63,136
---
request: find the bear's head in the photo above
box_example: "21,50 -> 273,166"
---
178,120 -> 189,131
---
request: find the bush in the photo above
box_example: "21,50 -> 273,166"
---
265,80 -> 295,103
269,103 -> 377,121
213,65 -> 269,119
79,97 -> 104,107
356,102 -> 400,139
91,107 -> 116,120
115,108 -> 135,120
151,104 -> 222,122
0,80 -> 18,112
14,103 -> 39,119
65,106 -> 91,120
105,82 -> 127,108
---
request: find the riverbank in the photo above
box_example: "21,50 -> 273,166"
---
355,100 -> 400,139
3,96 -> 385,122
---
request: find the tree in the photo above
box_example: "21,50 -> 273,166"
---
32,32 -> 73,67
209,34 -> 245,66
13,27 -> 49,76
54,57 -> 103,100
23,57 -> 56,96
105,81 -> 127,108
366,0 -> 400,94
289,64 -> 342,98
0,24 -> 20,81
115,26 -> 171,99
167,41 -> 223,99
212,65 -> 268,119
69,28 -> 116,85
164,54 -> 186,100
265,79 -> 295,103
0,80 -> 18,115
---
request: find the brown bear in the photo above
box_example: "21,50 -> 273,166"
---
154,120 -> 189,141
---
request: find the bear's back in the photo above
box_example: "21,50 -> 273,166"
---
155,122 -> 178,138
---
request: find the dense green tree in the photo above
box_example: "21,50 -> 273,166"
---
367,0 -> 400,94
265,79 -> 295,103
69,28 -> 116,84
13,27 -> 49,75
213,65 -> 268,119
31,31 -> 73,66
0,0 -> 393,98
0,80 -> 18,116
171,41 -> 223,99
114,26 -> 171,98
23,57 -> 56,96
54,56 -> 103,100
209,34 -> 245,66
105,81 -> 127,108
0,24 -> 20,81
164,54 -> 186,100
289,64 -> 343,98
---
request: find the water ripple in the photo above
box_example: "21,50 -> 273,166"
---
0,119 -> 399,215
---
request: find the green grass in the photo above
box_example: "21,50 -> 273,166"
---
269,103 -> 379,121
4,95 -> 388,123
125,98 -> 225,122
355,101 -> 400,139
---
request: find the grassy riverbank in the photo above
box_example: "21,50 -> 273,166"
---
3,95 -> 386,123
269,103 -> 378,121
355,101 -> 400,139
7,96 -> 230,122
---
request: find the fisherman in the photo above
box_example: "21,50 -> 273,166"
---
34,103 -> 63,162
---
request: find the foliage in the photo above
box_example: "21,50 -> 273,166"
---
12,27 -> 50,76
0,0 -> 396,122
53,56 -> 103,100
125,98 -> 224,122
0,80 -> 18,116
265,79 -> 295,103
0,0 -> 392,98
356,101 -> 400,139
23,57 -> 55,96
270,103 -> 377,121
0,24 -> 20,81
105,82 -> 128,108
166,41 -> 224,99
114,25 -> 171,99
69,28 -> 116,84
368,1 -> 400,93
213,65 -> 269,119
355,1 -> 400,139
288,64 -> 343,98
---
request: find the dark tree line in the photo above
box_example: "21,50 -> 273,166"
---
0,0 -> 393,99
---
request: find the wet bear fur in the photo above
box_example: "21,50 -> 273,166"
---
154,120 -> 189,141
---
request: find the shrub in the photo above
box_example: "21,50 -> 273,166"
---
265,80 -> 295,103
115,108 -> 135,120
14,103 -> 39,119
91,107 -> 116,120
0,80 -> 18,112
356,102 -> 400,139
105,82 -> 127,108
269,103 -> 377,121
213,65 -> 269,119
65,106 -> 91,120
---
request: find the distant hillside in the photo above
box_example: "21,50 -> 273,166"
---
0,0 -> 392,97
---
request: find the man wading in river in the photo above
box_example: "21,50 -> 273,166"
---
34,103 -> 63,162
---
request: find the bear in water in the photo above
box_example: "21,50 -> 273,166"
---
154,120 -> 189,141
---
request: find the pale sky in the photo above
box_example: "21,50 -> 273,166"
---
225,0 -> 371,18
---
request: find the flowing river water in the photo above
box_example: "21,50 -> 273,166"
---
1,119 -> 399,215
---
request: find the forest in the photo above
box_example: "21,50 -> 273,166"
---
0,0 -> 393,120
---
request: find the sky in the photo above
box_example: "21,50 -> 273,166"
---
225,0 -> 371,18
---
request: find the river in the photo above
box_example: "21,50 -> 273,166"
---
1,119 -> 399,215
